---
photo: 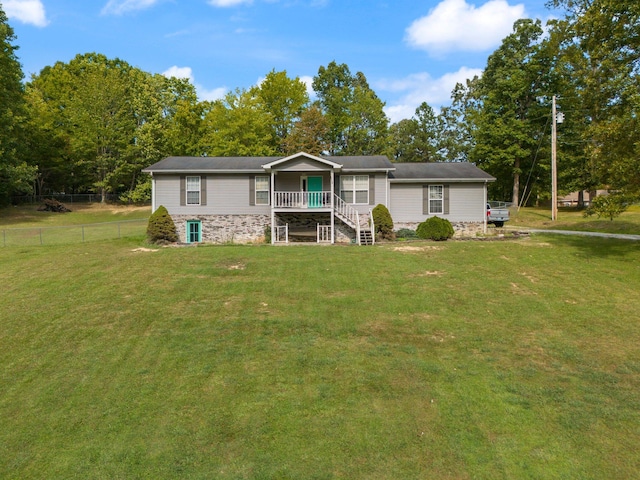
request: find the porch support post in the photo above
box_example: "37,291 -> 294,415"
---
330,169 -> 335,244
271,171 -> 276,244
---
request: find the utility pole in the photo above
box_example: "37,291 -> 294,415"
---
551,95 -> 558,221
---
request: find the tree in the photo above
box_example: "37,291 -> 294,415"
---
27,53 -> 139,201
549,0 -> 640,199
26,54 -> 202,199
312,62 -> 389,156
469,19 -> 556,205
0,6 -> 36,204
390,102 -> 442,162
253,70 -> 309,154
282,104 -> 330,156
199,88 -> 276,157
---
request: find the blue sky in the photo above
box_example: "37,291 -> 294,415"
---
4,0 -> 555,123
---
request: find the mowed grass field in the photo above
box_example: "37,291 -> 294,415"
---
510,204 -> 640,235
1,230 -> 640,478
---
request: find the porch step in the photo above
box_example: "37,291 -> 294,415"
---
359,229 -> 374,246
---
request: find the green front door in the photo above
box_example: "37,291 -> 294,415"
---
307,176 -> 323,208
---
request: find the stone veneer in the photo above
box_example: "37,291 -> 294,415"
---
276,213 -> 355,243
394,221 -> 485,238
172,214 -> 270,244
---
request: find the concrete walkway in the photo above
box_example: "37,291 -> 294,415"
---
512,228 -> 640,241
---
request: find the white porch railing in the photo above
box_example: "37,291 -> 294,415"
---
274,191 -> 332,208
333,194 -> 360,228
274,224 -> 288,243
317,224 -> 332,243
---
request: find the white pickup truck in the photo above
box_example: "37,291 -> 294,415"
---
486,201 -> 510,227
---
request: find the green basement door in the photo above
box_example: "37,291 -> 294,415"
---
307,176 -> 323,208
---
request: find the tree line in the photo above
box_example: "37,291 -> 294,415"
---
1,0 -> 638,206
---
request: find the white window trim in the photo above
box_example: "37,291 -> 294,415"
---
340,175 -> 369,205
255,175 -> 269,205
429,184 -> 444,214
186,176 -> 201,205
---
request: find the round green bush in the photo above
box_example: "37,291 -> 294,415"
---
147,205 -> 178,244
416,216 -> 454,241
372,203 -> 395,240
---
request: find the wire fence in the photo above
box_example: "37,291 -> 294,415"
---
12,194 -> 127,205
1,219 -> 148,247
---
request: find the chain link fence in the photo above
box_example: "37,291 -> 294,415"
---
1,219 -> 148,247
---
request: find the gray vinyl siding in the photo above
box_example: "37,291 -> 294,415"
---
274,158 -> 330,171
390,182 -> 486,223
275,172 -> 331,191
153,174 -> 270,216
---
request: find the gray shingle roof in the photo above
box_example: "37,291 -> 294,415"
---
143,154 -> 395,173
389,162 -> 495,182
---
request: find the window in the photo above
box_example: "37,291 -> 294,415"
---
429,185 -> 444,214
186,176 -> 201,205
340,175 -> 369,204
255,176 -> 269,205
186,220 -> 201,243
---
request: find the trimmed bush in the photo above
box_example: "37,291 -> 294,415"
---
372,204 -> 395,240
416,216 -> 454,241
396,228 -> 418,240
147,205 -> 178,244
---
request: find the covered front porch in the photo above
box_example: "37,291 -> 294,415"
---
263,152 -> 373,245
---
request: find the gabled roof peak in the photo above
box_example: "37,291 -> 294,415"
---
262,152 -> 343,170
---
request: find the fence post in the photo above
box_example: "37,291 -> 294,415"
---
118,222 -> 121,239
82,225 -> 85,242
40,228 -> 43,245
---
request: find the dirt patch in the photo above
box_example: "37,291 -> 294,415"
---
131,247 -> 158,253
393,246 -> 443,252
411,271 -> 445,277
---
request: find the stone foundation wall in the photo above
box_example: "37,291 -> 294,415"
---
394,221 -> 485,238
172,214 -> 270,244
276,213 -> 355,243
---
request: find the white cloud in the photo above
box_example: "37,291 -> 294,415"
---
3,0 -> 48,27
101,0 -> 159,15
299,75 -> 316,100
405,0 -> 525,55
208,0 -> 253,7
162,66 -> 195,84
162,66 -> 227,102
379,66 -> 483,123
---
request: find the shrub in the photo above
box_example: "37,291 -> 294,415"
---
396,228 -> 418,240
147,205 -> 178,244
372,204 -> 395,240
584,193 -> 629,221
416,216 -> 454,241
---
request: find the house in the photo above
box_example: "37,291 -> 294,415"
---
142,152 -> 495,244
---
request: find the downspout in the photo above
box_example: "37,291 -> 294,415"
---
483,180 -> 488,234
150,173 -> 156,213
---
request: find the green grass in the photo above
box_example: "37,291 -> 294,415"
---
1,235 -> 640,478
510,205 -> 640,234
0,204 -> 150,246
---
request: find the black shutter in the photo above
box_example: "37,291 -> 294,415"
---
201,176 -> 207,206
422,185 -> 428,215
369,175 -> 375,205
249,175 -> 255,206
180,176 -> 186,206
443,184 -> 449,214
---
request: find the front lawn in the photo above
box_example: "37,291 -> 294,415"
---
1,236 -> 639,478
